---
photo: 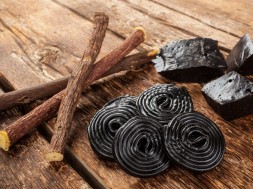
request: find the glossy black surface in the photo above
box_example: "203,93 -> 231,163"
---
113,116 -> 170,177
87,96 -> 139,159
152,38 -> 227,82
137,84 -> 193,125
202,71 -> 253,120
164,112 -> 225,172
226,34 -> 253,75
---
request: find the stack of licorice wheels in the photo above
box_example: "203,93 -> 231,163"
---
88,84 -> 225,178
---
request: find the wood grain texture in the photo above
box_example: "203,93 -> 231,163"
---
0,0 -> 125,81
0,0 -> 252,188
0,88 -> 91,189
151,0 -> 253,39
54,0 -> 237,52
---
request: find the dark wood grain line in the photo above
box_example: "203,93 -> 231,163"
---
12,26 -> 36,44
0,18 -> 34,46
0,18 -> 18,39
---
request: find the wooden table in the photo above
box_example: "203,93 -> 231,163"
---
0,0 -> 252,188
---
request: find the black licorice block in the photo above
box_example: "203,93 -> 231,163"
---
152,38 -> 227,82
202,71 -> 253,120
226,34 -> 253,75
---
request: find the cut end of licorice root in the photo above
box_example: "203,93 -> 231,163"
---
135,27 -> 146,40
0,131 -> 10,151
147,49 -> 159,57
45,152 -> 64,162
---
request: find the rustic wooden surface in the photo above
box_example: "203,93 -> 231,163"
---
0,0 -> 252,188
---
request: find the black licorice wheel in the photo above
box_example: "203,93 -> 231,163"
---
88,96 -> 139,159
164,112 -> 225,172
137,84 -> 193,125
113,116 -> 170,177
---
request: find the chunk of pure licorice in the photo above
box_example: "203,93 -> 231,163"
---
201,71 -> 253,120
152,38 -> 227,82
137,84 -> 193,125
87,96 -> 139,159
163,112 -> 225,172
113,116 -> 170,177
226,34 -> 253,75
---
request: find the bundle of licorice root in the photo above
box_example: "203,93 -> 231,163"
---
88,84 -> 225,177
0,13 -> 155,162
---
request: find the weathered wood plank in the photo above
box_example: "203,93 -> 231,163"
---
123,0 -> 238,50
0,1 -> 126,81
151,0 -> 253,40
0,87 -> 91,189
0,1 -> 124,59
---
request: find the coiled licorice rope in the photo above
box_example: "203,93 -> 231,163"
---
163,112 -> 225,172
137,84 -> 194,125
113,116 -> 170,177
88,96 -> 139,159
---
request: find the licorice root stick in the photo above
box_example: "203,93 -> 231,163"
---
0,50 -> 157,111
0,27 -> 146,152
45,12 -> 109,161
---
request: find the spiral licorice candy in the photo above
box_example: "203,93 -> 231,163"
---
164,112 -> 225,172
88,96 -> 139,159
113,116 -> 170,177
137,84 -> 193,125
